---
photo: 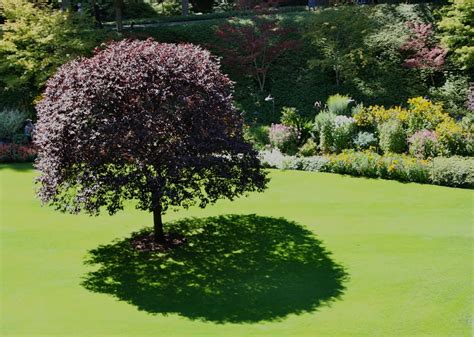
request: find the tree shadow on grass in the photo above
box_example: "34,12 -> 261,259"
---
0,163 -> 34,171
82,214 -> 348,323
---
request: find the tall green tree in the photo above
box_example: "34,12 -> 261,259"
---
438,0 -> 474,71
0,0 -> 110,108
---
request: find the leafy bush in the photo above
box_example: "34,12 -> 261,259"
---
354,105 -> 408,129
280,106 -> 313,146
435,118 -> 473,157
406,97 -> 449,134
431,156 -> 474,188
259,148 -> 472,188
468,84 -> 474,112
244,124 -> 270,150
326,150 -> 381,178
378,119 -> 407,154
0,108 -> 28,141
326,150 -> 431,183
429,73 -> 470,118
408,129 -> 439,159
259,149 -> 287,169
314,112 -> 336,153
305,6 -> 374,87
354,131 -> 377,150
332,115 -> 356,153
269,123 -> 298,155
298,139 -> 318,157
259,149 -> 329,172
354,97 -> 454,135
326,94 -> 353,115
298,156 -> 329,172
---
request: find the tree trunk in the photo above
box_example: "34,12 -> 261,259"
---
153,195 -> 165,244
61,0 -> 71,11
182,0 -> 189,16
115,0 -> 123,32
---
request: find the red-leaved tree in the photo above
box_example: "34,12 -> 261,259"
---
400,22 -> 447,85
215,17 -> 300,93
35,39 -> 268,245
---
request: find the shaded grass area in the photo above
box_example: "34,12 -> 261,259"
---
83,214 -> 347,323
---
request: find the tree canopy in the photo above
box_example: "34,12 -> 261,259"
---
35,39 -> 268,242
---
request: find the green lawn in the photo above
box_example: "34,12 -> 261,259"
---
1,164 -> 473,337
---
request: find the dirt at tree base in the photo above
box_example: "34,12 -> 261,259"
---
131,232 -> 186,252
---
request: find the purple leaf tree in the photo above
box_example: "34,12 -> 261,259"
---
400,22 -> 447,86
215,17 -> 300,93
35,39 -> 268,245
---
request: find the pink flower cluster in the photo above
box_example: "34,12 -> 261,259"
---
269,123 -> 294,146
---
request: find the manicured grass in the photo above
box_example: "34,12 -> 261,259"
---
1,164 -> 473,337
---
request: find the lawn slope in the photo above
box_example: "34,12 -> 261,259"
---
1,165 -> 472,337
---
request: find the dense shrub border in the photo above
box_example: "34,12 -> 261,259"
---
2,145 -> 471,188
260,149 -> 474,188
126,4 -> 459,124
0,143 -> 37,163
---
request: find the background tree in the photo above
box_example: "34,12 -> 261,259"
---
35,39 -> 268,244
438,0 -> 474,72
306,7 -> 373,86
182,0 -> 189,16
399,22 -> 447,86
0,0 -> 110,109
215,17 -> 300,93
114,0 -> 123,32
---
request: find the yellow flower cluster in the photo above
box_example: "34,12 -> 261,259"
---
353,97 -> 453,132
406,97 -> 451,131
354,105 -> 408,127
326,150 -> 430,182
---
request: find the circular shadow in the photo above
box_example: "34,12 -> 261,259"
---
82,214 -> 348,323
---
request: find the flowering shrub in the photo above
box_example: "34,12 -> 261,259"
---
0,143 -> 37,163
435,119 -> 473,157
406,97 -> 450,135
269,123 -> 298,155
333,115 -> 356,153
378,119 -> 407,154
259,149 -> 287,169
314,112 -> 336,153
408,129 -> 439,159
280,106 -> 313,146
354,97 -> 452,135
326,150 -> 431,183
259,149 -> 329,171
354,105 -> 408,128
259,149 -> 472,188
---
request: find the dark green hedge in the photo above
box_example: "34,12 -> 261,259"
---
125,4 -> 452,123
